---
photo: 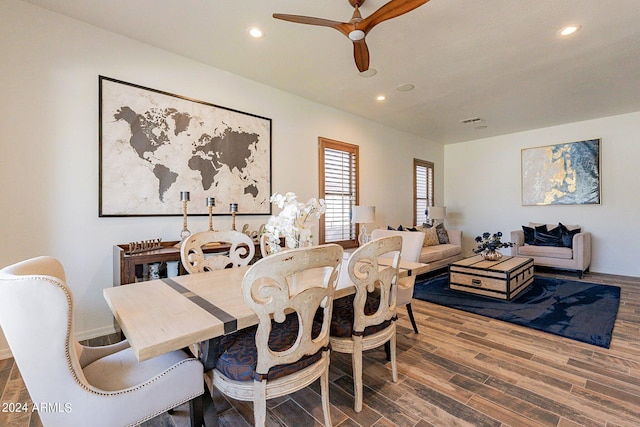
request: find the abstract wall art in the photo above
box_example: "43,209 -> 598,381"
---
521,139 -> 600,206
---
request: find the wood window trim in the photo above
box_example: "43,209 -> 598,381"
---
413,158 -> 434,226
318,137 -> 359,248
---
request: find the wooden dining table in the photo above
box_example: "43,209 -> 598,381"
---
103,252 -> 426,426
103,255 -> 428,363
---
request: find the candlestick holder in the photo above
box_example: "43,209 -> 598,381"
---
207,197 -> 216,231
180,192 -> 191,240
230,203 -> 238,231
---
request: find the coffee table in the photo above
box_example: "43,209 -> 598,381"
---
449,255 -> 534,300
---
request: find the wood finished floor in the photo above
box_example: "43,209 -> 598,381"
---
1,270 -> 639,427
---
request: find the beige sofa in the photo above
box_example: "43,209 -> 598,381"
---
510,223 -> 591,278
371,228 -> 463,274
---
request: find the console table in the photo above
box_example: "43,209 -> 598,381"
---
113,239 -> 261,286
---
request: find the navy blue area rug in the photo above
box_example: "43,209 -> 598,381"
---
413,274 -> 620,348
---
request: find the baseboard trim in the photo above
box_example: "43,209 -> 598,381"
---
0,325 -> 118,360
75,325 -> 118,342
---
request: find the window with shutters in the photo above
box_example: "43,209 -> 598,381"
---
318,137 -> 359,247
414,159 -> 434,226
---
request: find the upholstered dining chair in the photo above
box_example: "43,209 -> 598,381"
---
329,236 -> 402,412
180,229 -> 255,273
211,244 -> 343,427
0,256 -> 204,427
371,228 -> 424,333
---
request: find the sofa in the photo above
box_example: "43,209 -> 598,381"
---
510,222 -> 591,278
371,226 -> 463,274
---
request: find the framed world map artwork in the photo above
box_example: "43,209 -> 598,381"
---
99,76 -> 272,216
521,139 -> 601,206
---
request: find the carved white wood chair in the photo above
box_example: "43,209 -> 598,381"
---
259,233 -> 285,258
181,230 -> 256,361
329,236 -> 402,412
212,244 -> 343,427
180,230 -> 255,273
0,256 -> 204,427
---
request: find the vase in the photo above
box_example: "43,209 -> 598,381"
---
481,250 -> 502,261
148,262 -> 161,279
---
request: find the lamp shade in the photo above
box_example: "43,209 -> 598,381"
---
351,206 -> 376,224
427,206 -> 446,220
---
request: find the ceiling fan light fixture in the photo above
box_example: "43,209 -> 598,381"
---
348,30 -> 365,41
359,68 -> 377,77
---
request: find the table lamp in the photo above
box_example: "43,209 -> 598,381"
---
352,206 -> 376,245
426,206 -> 446,225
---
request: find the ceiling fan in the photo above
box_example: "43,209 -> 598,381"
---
273,0 -> 430,73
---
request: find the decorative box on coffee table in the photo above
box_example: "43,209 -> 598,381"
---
449,255 -> 534,300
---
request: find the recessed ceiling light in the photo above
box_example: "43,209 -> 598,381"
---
376,95 -> 386,101
359,68 -> 377,77
249,27 -> 264,38
397,83 -> 415,92
559,25 -> 581,36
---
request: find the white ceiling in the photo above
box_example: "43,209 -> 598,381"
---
22,0 -> 640,143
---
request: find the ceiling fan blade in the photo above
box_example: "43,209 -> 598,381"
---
353,39 -> 370,72
361,0 -> 430,32
273,13 -> 351,37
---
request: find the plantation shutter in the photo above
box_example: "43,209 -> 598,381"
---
319,138 -> 359,247
414,159 -> 434,226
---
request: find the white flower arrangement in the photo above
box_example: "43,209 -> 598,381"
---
263,192 -> 326,253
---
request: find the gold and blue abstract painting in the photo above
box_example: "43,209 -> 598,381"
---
521,139 -> 600,206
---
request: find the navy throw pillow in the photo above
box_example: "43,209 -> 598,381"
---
522,226 -> 535,245
558,223 -> 581,248
534,225 -> 563,247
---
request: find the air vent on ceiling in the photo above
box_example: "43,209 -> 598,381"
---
460,117 -> 484,125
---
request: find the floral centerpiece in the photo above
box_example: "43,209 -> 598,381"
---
473,231 -> 514,261
263,192 -> 326,253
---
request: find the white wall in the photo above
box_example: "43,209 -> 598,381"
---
0,1 -> 443,357
445,111 -> 640,277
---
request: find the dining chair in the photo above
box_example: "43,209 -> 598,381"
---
180,229 -> 255,273
211,244 -> 343,427
371,228 -> 424,333
181,229 -> 257,361
259,233 -> 286,257
0,256 -> 204,427
329,236 -> 402,412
